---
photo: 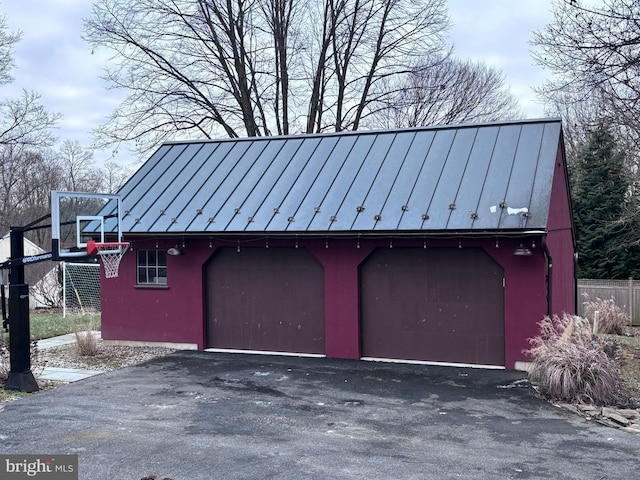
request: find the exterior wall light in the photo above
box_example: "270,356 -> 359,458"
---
167,246 -> 184,256
512,244 -> 533,256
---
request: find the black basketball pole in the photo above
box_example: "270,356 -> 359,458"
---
4,226 -> 39,392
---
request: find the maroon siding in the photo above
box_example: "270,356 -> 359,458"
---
496,242 -> 547,367
205,247 -> 325,354
100,238 -> 212,348
546,143 -> 576,316
102,235 -> 558,368
309,242 -> 370,359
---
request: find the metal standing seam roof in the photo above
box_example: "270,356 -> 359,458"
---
117,118 -> 564,236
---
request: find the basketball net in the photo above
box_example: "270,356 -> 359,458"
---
90,242 -> 130,278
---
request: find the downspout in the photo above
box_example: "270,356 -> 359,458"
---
542,236 -> 552,316
574,251 -> 579,315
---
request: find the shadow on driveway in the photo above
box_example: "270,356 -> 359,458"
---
1,351 -> 639,479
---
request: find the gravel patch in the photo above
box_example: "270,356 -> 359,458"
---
1,341 -> 176,406
38,341 -> 176,372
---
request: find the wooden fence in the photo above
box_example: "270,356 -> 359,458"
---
577,278 -> 640,326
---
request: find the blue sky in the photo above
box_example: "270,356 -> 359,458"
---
0,0 -> 558,166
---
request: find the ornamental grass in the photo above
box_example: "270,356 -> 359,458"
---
526,313 -> 624,406
582,294 -> 630,335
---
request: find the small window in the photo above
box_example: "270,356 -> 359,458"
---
137,250 -> 167,285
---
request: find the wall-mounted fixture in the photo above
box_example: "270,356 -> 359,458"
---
512,243 -> 533,256
167,246 -> 184,256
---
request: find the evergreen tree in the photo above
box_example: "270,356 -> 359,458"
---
572,126 -> 640,279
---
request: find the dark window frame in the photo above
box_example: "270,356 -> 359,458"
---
137,249 -> 167,285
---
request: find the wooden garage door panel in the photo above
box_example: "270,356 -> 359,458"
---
206,247 -> 325,354
360,247 -> 504,365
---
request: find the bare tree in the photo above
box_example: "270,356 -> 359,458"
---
0,90 -> 60,149
0,139 -> 124,248
531,0 -> 640,249
0,12 -> 21,86
307,0 -> 450,132
57,141 -> 132,193
260,0 -> 297,136
0,146 -> 61,234
0,12 -> 59,150
101,160 -> 133,194
84,0 -> 451,153
57,140 -> 103,193
375,57 -> 523,128
0,9 -> 60,235
531,0 -> 640,153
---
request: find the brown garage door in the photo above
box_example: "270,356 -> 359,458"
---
360,247 -> 504,366
206,247 -> 325,355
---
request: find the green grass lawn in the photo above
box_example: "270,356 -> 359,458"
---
6,312 -> 101,341
30,311 -> 100,340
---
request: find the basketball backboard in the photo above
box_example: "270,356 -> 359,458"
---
51,191 -> 123,260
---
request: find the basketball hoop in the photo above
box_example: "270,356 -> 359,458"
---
87,240 -> 130,278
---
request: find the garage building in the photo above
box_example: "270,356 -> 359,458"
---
101,118 -> 575,369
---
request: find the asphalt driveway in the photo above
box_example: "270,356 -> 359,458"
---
1,351 -> 639,479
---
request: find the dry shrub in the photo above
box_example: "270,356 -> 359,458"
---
30,341 -> 45,377
525,313 -> 624,406
75,330 -> 99,356
582,294 -> 629,335
70,317 -> 100,357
